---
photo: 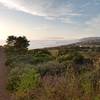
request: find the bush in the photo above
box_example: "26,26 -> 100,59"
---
7,64 -> 40,94
32,54 -> 53,64
58,52 -> 85,64
37,61 -> 67,76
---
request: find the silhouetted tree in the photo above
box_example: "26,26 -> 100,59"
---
6,36 -> 30,54
15,36 -> 29,50
6,36 -> 16,46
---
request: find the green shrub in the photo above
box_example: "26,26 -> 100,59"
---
37,61 -> 66,76
17,67 -> 40,93
94,95 -> 100,100
7,64 -> 40,94
58,52 -> 85,65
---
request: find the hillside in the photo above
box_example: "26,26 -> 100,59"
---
72,37 -> 100,47
41,37 -> 100,50
3,36 -> 100,100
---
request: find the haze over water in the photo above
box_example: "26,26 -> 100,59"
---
0,39 -> 77,49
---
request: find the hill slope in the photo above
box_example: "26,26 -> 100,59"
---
70,37 -> 100,47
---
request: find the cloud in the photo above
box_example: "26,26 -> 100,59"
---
81,2 -> 91,8
0,0 -> 81,23
79,15 -> 100,37
85,15 -> 100,34
0,0 -> 44,16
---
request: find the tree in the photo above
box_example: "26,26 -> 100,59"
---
15,36 -> 30,51
6,36 -> 30,54
6,35 -> 16,46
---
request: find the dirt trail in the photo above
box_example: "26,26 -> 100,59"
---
0,47 -> 11,100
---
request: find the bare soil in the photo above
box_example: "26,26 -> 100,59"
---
0,47 -> 11,100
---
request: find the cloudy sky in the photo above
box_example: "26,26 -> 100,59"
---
0,0 -> 100,42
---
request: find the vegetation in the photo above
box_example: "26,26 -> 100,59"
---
5,36 -> 29,54
5,36 -> 100,100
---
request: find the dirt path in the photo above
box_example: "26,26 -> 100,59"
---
0,47 -> 11,100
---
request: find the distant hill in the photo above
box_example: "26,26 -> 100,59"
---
80,37 -> 100,43
71,37 -> 100,47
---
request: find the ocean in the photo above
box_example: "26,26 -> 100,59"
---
29,40 -> 77,49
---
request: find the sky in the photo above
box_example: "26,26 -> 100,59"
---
0,0 -> 100,43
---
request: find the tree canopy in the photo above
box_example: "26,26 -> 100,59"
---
6,36 -> 30,54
